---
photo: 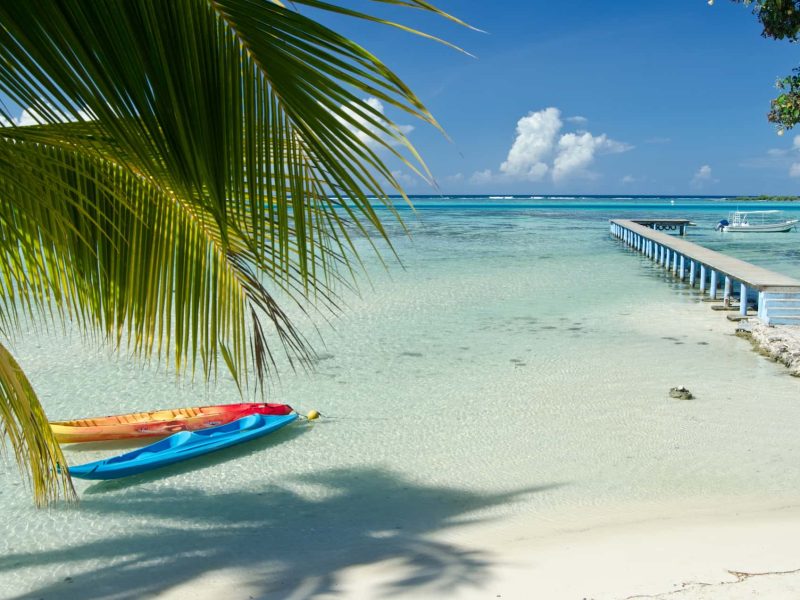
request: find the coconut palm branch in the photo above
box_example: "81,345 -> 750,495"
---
0,0 -> 464,505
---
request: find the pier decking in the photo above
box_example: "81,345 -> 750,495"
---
610,218 -> 800,325
629,218 -> 694,235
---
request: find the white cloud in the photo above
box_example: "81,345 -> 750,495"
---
789,163 -> 800,178
621,175 -> 636,184
742,134 -> 800,170
443,172 -> 464,184
2,105 -> 94,127
338,97 -> 413,150
691,164 -> 717,187
553,132 -> 631,182
566,115 -> 588,125
473,107 -> 632,185
499,107 -> 562,181
390,169 -> 418,188
16,108 -> 42,127
469,169 -> 494,185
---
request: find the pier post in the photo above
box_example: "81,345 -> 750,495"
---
723,276 -> 732,306
679,255 -> 685,280
689,261 -> 696,287
709,270 -> 718,300
700,265 -> 707,293
672,252 -> 678,275
660,246 -> 665,266
740,283 -> 748,316
664,248 -> 670,269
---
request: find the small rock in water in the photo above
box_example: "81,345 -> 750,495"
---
669,386 -> 694,400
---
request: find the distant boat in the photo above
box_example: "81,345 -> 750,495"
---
715,210 -> 798,233
68,413 -> 298,479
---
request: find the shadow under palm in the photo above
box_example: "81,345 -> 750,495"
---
3,465 -> 561,599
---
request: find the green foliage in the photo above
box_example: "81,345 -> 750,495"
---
734,0 -> 800,129
0,0 -> 461,505
732,194 -> 800,200
770,69 -> 800,128
740,0 -> 800,40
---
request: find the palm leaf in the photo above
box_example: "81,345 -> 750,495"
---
0,0 -> 461,504
0,342 -> 74,506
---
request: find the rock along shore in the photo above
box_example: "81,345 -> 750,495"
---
739,321 -> 800,377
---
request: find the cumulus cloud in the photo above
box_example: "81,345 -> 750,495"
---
553,132 -> 631,182
338,97 -> 413,150
471,107 -> 631,185
499,107 -> 562,181
691,164 -> 717,187
566,115 -> 588,125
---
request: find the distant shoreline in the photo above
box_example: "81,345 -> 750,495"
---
732,195 -> 800,202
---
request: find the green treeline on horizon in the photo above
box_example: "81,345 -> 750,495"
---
733,195 -> 800,202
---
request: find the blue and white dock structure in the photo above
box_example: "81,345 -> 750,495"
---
610,218 -> 800,325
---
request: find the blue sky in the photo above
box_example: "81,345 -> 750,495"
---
6,1 -> 797,196
317,0 -> 800,195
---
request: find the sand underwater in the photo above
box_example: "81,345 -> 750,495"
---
3,197 -> 800,599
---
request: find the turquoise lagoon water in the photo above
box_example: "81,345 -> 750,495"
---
3,196 -> 800,598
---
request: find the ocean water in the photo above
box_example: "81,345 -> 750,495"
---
2,196 -> 800,598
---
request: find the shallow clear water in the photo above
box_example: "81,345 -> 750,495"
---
3,197 -> 800,598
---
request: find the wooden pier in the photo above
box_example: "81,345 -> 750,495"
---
610,218 -> 800,325
629,218 -> 694,235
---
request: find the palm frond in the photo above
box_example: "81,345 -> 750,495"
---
0,0 -> 462,504
0,342 -> 74,505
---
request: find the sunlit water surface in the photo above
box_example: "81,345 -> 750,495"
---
3,197 -> 800,598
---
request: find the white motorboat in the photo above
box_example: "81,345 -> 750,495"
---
715,210 -> 798,233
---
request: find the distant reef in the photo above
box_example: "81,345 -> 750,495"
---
732,195 -> 800,202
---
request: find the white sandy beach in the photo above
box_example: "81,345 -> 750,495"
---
95,499 -> 800,600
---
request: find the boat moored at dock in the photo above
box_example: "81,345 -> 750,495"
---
715,211 -> 798,233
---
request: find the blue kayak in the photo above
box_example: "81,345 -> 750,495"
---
69,412 -> 298,479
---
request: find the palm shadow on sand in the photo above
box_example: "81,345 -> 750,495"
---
3,456 -> 560,599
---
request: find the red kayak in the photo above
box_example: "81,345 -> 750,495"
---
50,402 -> 293,443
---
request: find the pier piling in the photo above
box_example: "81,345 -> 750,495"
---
610,218 -> 800,325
